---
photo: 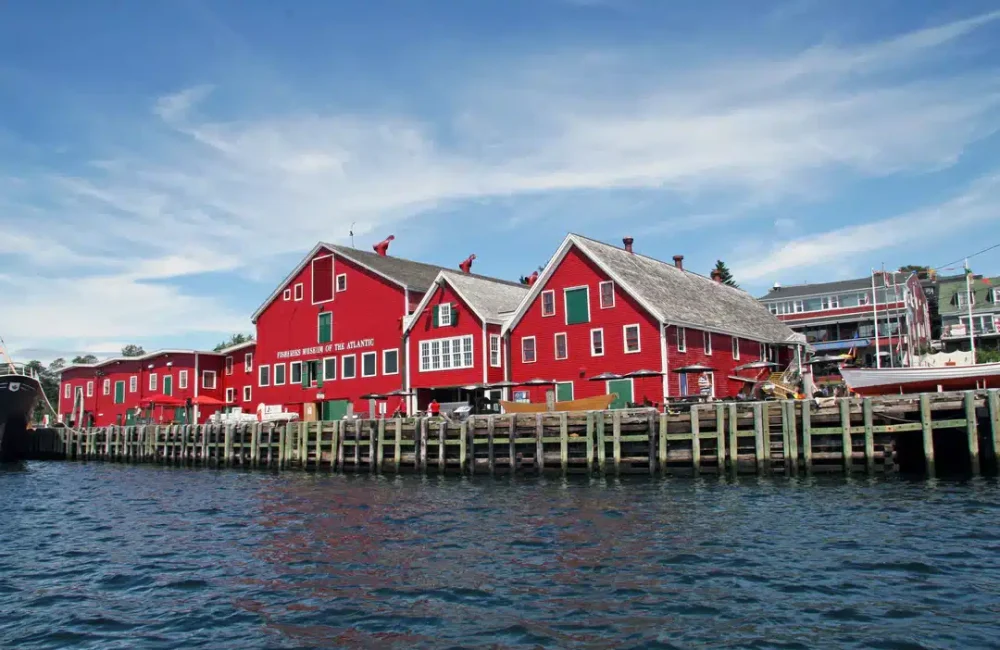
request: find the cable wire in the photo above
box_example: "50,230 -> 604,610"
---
934,242 -> 1000,272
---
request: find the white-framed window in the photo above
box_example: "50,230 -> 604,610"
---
957,291 -> 975,307
324,357 -> 338,381
149,373 -> 157,392
541,290 -> 556,317
102,379 -> 110,396
361,351 -> 378,377
342,354 -> 357,379
86,380 -> 94,397
554,332 -> 568,360
225,356 -> 233,375
676,327 -> 686,352
489,335 -> 501,368
418,335 -> 475,371
202,370 -> 217,390
591,328 -> 604,356
993,288 -> 1000,303
336,273 -> 348,292
243,386 -> 251,402
258,365 -> 270,387
599,280 -> 615,309
225,387 -> 235,403
438,303 -> 452,327
704,331 -> 712,355
522,336 -> 537,363
64,384 -> 71,399
274,363 -> 287,386
624,324 -> 641,354
759,342 -> 766,360
283,288 -> 291,301
732,337 -> 740,360
293,283 -> 304,301
178,370 -> 188,390
244,352 -> 253,372
290,361 -> 302,384
383,349 -> 399,375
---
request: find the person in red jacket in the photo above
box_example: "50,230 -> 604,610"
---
428,399 -> 441,417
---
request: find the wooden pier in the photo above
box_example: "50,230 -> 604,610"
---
24,390 -> 1000,477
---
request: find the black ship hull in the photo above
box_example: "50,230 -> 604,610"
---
0,374 -> 41,461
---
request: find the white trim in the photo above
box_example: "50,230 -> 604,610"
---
148,373 -> 157,392
521,336 -> 537,364
438,303 -> 453,327
64,383 -> 71,399
202,370 -> 217,390
322,356 -> 338,381
57,347 -> 230,373
590,327 -> 605,356
113,380 -> 125,404
179,369 -> 189,390
102,378 -> 111,396
317,311 -> 333,344
336,273 -> 348,292
489,334 -> 502,368
660,323 -> 669,400
225,355 -> 234,376
243,385 -> 251,402
554,332 -> 568,360
599,280 -> 615,309
293,282 -> 304,301
290,361 -> 302,385
417,335 -> 475,372
258,365 -> 270,387
225,387 -> 235,404
402,274 -> 489,336
283,289 -> 291,301
274,362 -> 287,386
732,336 -> 741,360
244,352 -> 253,372
310,254 -> 335,305
555,380 -> 575,401
361,351 -> 378,378
162,374 -> 172,396
129,375 -> 138,393
342,354 -> 357,379
382,349 -> 400,376
563,285 -> 591,325
87,380 -> 94,397
704,331 -> 712,355
676,326 -> 686,352
541,290 -> 556,317
624,324 -> 641,354
482,324 -> 489,383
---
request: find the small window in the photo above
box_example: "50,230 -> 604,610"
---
244,352 -> 253,372
225,356 -> 233,375
420,341 -> 431,372
704,331 -> 712,355
283,288 -> 291,301
86,381 -> 94,397
274,363 -> 286,386
362,352 -> 377,377
759,342 -> 766,360
555,333 -> 568,360
522,337 -> 536,363
293,283 -> 304,301
624,324 -> 641,354
324,357 -> 338,381
225,387 -> 235,403
438,303 -> 452,327
64,384 -> 71,399
202,370 -> 217,390
258,365 -> 270,387
102,379 -> 111,396
179,370 -> 188,390
290,361 -> 302,384
591,328 -> 604,356
336,273 -> 347,292
599,281 -> 615,309
541,290 -> 555,317
489,335 -> 501,368
993,288 -> 1000,303
243,386 -> 251,402
149,373 -> 157,392
732,337 -> 741,360
342,355 -> 357,379
676,327 -> 686,352
383,349 -> 399,375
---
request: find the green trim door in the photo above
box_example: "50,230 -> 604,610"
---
173,406 -> 188,424
163,375 -> 173,396
322,400 -> 350,421
607,379 -> 633,409
555,381 -> 574,402
318,312 -> 333,343
114,381 -> 125,404
565,288 -> 590,324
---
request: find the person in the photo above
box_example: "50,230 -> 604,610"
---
698,372 -> 712,401
428,399 -> 441,417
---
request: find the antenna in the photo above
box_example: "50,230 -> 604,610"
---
349,222 -> 356,248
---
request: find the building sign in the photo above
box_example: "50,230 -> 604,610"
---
275,338 -> 375,360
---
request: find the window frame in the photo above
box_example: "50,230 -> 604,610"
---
86,381 -> 94,397
554,332 -> 568,360
541,290 -> 556,317
336,273 -> 348,292
225,355 -> 233,376
317,311 -> 333,344
676,326 -> 686,352
244,352 -> 253,372
290,361 -> 302,385
274,362 -> 287,386
258,365 -> 270,387
732,337 -> 741,360
438,303 -> 453,327
178,369 -> 188,390
64,383 -> 71,399
624,324 -> 641,354
489,335 -> 501,368
704,331 -> 712,355
243,385 -> 251,402
293,282 -> 304,301
113,380 -> 125,404
283,288 -> 291,301
382,349 -> 400,376
129,376 -> 137,393
361,351 -> 378,378
148,373 -> 157,392
521,336 -> 537,364
417,335 -> 475,372
102,378 -> 111,396
599,280 -> 615,309
202,370 -> 217,390
225,387 -> 235,404
323,356 -> 338,381
342,354 -> 357,380
591,328 -> 605,357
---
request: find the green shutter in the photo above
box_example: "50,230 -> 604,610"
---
163,376 -> 173,396
451,305 -> 459,326
607,379 -> 633,410
302,364 -> 310,388
318,312 -> 332,343
315,361 -> 323,388
432,306 -> 439,327
565,288 -> 590,325
114,381 -> 125,404
556,381 -> 574,402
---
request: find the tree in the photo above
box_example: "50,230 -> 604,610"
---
899,265 -> 930,274
24,359 -> 65,422
71,354 -> 98,365
713,260 -> 739,288
121,344 -> 146,357
214,333 -> 256,352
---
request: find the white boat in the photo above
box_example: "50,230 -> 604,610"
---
839,361 -> 1000,396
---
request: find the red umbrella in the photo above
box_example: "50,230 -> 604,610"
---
145,394 -> 185,406
191,394 -> 225,406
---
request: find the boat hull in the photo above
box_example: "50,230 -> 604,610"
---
839,362 -> 1000,396
0,374 -> 41,461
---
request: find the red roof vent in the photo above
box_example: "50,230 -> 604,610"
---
673,255 -> 684,271
623,236 -> 634,253
527,271 -> 539,286
373,235 -> 395,257
459,254 -> 476,274
711,269 -> 723,284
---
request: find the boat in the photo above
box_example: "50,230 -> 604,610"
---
499,393 -> 617,414
839,361 -> 1000,396
0,363 -> 43,461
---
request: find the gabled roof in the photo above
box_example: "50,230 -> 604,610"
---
937,273 -> 1000,315
503,234 -> 803,345
759,273 -> 912,301
216,339 -> 257,355
404,270 -> 529,333
59,348 -> 223,374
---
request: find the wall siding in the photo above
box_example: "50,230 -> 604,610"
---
409,283 -> 489,391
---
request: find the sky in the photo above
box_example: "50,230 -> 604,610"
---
2,0 -> 999,364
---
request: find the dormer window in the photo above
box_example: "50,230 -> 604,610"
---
957,291 -> 974,308
993,288 -> 1000,303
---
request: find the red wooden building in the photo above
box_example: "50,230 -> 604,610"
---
219,340 -> 257,412
503,234 -> 803,407
404,269 -> 528,411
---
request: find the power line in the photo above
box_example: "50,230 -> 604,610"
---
934,242 -> 1000,272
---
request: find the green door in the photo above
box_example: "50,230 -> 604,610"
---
607,379 -> 633,409
565,288 -> 590,324
163,375 -> 173,396
322,400 -> 350,421
174,407 -> 188,424
125,409 -> 137,425
555,381 -> 574,402
114,381 -> 125,404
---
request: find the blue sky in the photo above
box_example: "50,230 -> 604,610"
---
2,0 -> 999,362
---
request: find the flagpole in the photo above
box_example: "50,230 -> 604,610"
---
966,259 -> 977,364
871,268 -> 881,369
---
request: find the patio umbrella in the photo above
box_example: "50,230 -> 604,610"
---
191,394 -> 225,406
623,369 -> 664,378
145,394 -> 185,406
385,389 -> 415,397
518,378 -> 557,386
460,384 -> 485,391
734,361 -> 778,371
360,393 -> 389,400
672,364 -> 717,373
483,381 -> 517,389
588,372 -> 623,381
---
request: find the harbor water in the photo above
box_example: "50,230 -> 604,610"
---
2,463 -> 999,649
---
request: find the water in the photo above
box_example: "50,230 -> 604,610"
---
2,465 -> 999,650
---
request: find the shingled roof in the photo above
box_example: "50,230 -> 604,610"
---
758,272 -> 911,301
504,234 -> 804,345
404,270 -> 529,331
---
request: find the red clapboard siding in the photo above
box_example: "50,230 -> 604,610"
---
409,282 -> 490,390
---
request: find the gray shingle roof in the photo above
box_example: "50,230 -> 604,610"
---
440,270 -> 529,324
572,235 -> 803,344
759,273 -> 910,301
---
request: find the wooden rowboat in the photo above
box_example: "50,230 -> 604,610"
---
839,361 -> 1000,396
499,393 -> 618,414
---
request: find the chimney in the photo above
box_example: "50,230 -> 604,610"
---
623,236 -> 634,254
459,254 -> 476,274
373,235 -> 395,257
711,270 -> 722,284
673,255 -> 684,271
527,270 -> 539,287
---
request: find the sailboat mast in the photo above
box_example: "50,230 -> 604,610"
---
967,259 -> 977,364
871,269 -> 881,369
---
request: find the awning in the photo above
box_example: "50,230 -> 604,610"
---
811,339 -> 870,352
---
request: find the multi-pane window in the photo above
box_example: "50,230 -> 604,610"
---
102,379 -> 110,396
438,304 -> 452,327
624,325 -> 641,353
342,355 -> 357,379
274,363 -> 287,385
244,353 -> 253,372
489,335 -> 501,368
149,373 -> 157,391
522,337 -> 536,363
258,365 -> 270,387
541,291 -> 555,317
129,376 -> 137,393
419,336 -> 475,371
243,386 -> 251,402
291,362 -> 302,384
676,327 -> 686,352
591,329 -> 604,356
599,281 -> 615,309
202,370 -> 217,389
362,352 -> 377,377
225,388 -> 235,403
179,370 -> 188,389
336,274 -> 347,292
225,356 -> 233,375
555,333 -> 568,360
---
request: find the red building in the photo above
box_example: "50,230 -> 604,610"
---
219,340 -> 257,413
404,269 -> 528,411
504,234 -> 803,407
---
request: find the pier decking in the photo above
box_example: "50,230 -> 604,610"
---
25,390 -> 1000,477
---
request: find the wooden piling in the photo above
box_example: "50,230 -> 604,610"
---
753,403 -> 765,474
560,412 -> 569,474
920,393 -> 934,477
802,400 -> 812,473
965,391 -> 980,476
727,403 -> 738,475
989,389 -> 1000,469
535,414 -> 544,472
690,406 -> 701,471
612,410 -> 622,476
863,398 -> 875,475
839,399 -> 852,473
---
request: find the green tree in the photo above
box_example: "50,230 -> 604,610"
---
23,359 -> 64,421
898,265 -> 930,274
713,260 -> 739,288
71,354 -> 98,365
214,333 -> 256,352
978,349 -> 1000,364
121,344 -> 146,357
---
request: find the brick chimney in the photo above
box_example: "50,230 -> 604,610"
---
673,255 -> 684,270
373,235 -> 395,257
459,254 -> 476,274
623,236 -> 634,253
527,270 -> 539,286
